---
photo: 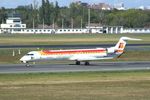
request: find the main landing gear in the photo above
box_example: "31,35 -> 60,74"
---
75,61 -> 90,65
85,62 -> 90,65
76,61 -> 81,65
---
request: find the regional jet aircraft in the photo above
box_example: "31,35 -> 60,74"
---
20,37 -> 141,66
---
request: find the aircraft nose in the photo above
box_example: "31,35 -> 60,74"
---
20,56 -> 30,63
20,57 -> 26,63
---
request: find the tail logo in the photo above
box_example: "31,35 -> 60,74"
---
116,42 -> 124,54
119,43 -> 124,49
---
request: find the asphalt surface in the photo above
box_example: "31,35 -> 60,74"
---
0,61 -> 150,74
0,44 -> 150,48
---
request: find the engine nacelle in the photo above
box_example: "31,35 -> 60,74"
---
107,47 -> 115,53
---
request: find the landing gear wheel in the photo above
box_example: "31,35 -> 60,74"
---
25,62 -> 30,67
76,61 -> 80,65
85,62 -> 90,65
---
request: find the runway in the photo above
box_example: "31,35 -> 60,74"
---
0,61 -> 150,74
0,44 -> 150,48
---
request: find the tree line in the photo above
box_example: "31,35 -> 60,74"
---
0,0 -> 150,28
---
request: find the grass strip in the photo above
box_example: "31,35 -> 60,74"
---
0,70 -> 150,100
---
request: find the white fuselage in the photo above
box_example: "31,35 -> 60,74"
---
20,48 -> 111,63
20,37 -> 141,65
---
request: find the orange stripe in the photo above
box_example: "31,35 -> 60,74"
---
116,50 -> 124,53
40,49 -> 106,55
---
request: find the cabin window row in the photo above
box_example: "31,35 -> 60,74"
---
59,29 -> 82,32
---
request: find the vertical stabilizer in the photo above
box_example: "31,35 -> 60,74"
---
114,37 -> 142,55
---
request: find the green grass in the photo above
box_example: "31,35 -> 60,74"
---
0,71 -> 150,100
0,34 -> 149,100
0,48 -> 35,64
0,34 -> 149,45
0,48 -> 149,64
0,33 -> 149,63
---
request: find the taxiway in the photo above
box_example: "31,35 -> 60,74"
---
0,61 -> 149,74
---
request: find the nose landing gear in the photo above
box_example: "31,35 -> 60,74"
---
25,62 -> 30,67
20,60 -> 30,67
25,64 -> 30,67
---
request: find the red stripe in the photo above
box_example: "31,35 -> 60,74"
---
41,49 -> 106,55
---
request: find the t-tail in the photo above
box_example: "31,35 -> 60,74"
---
107,37 -> 142,58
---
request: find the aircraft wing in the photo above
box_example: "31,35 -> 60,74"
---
69,55 -> 113,61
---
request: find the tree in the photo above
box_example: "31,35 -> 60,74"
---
16,5 -> 34,28
45,0 -> 51,25
0,7 -> 7,24
69,2 -> 89,28
106,9 -> 149,28
39,0 -> 46,24
1,1 -> 150,28
53,1 -> 60,26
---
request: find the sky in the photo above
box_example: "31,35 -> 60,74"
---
0,0 -> 150,8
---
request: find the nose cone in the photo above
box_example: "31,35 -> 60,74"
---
20,56 -> 31,63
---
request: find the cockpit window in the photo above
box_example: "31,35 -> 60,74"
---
26,54 -> 34,56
